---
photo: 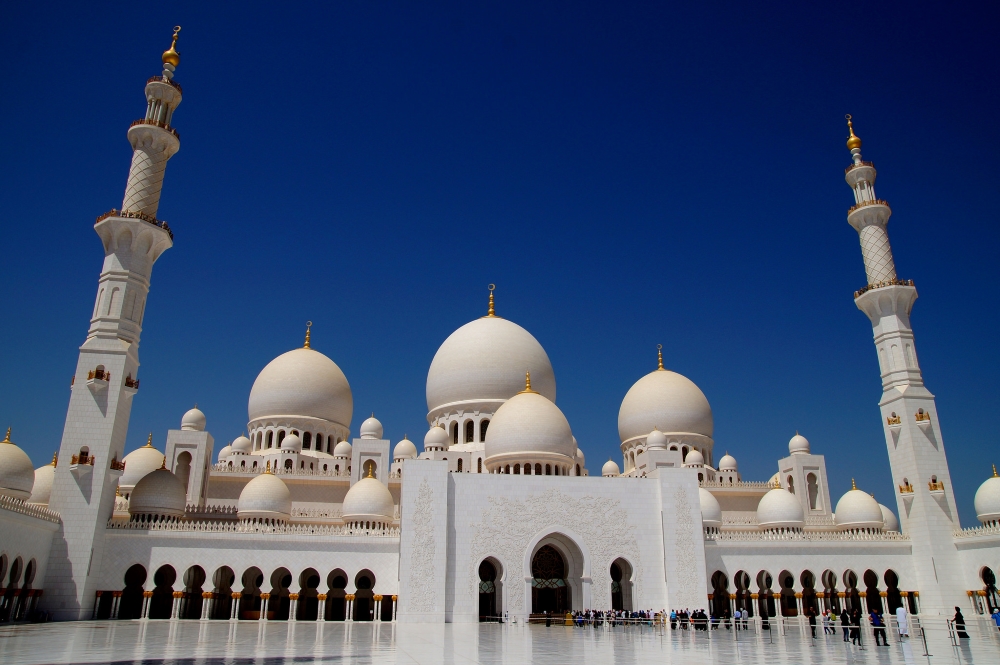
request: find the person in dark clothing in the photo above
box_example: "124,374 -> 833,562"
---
842,610 -> 850,641
808,608 -> 817,638
545,611 -> 551,627
850,609 -> 862,645
954,607 -> 969,639
871,610 -> 888,645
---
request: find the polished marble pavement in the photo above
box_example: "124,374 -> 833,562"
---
0,618 -> 998,665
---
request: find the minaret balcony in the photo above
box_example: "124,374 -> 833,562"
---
853,278 -> 915,299
70,453 -> 95,477
86,368 -> 110,394
123,375 -> 140,399
928,480 -> 945,495
847,198 -> 890,215
146,76 -> 183,95
95,209 -> 174,240
108,457 -> 126,477
845,160 -> 874,175
129,118 -> 180,140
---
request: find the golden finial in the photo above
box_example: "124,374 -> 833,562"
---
364,460 -> 376,479
265,460 -> 272,474
845,114 -> 862,151
993,464 -> 998,478
144,433 -> 153,448
851,478 -> 857,490
160,457 -> 167,470
116,485 -> 122,497
773,477 -> 782,489
51,451 -> 58,466
304,321 -> 313,349
520,371 -> 538,394
1,427 -> 10,443
162,26 -> 181,67
657,344 -> 664,371
486,284 -> 497,317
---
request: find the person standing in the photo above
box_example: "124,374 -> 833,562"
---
991,607 -> 1000,633
734,608 -> 741,630
895,606 -> 908,638
808,608 -> 817,639
850,609 -> 862,645
842,610 -> 850,641
871,610 -> 887,646
953,607 -> 969,639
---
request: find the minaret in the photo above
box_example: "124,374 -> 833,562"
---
845,116 -> 962,614
43,29 -> 185,620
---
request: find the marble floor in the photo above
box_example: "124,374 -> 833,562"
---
0,619 -> 998,665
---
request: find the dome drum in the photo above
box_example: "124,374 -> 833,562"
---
484,451 -> 578,474
247,418 -> 349,456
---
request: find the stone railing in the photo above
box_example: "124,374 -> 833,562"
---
96,208 -> 174,240
954,523 -> 1000,539
292,507 -> 342,519
805,515 -> 836,526
854,279 -> 915,299
146,76 -> 183,94
845,160 -> 875,174
700,480 -> 773,489
706,529 -> 909,543
210,463 -> 351,478
107,519 -> 399,537
0,495 -> 61,523
722,512 -> 758,525
184,504 -> 238,517
129,118 -> 180,140
847,198 -> 890,215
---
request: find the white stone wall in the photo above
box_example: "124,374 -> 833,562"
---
0,505 -> 59,591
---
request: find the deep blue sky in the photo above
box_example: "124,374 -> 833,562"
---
2,2 -> 998,526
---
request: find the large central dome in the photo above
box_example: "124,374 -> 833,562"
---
248,347 -> 353,427
426,315 -> 555,414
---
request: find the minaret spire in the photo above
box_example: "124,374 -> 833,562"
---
845,117 -> 962,614
486,284 -> 497,317
657,344 -> 664,371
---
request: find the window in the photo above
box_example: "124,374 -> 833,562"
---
545,464 -> 552,476
535,463 -> 542,475
277,431 -> 286,446
480,420 -> 490,441
576,464 -> 580,476
524,464 -> 531,475
458,459 -> 464,472
266,432 -> 273,449
477,458 -> 482,473
466,421 -> 475,443
787,476 -> 795,494
303,432 -> 311,450
452,422 -> 458,445
807,473 -> 819,510
514,463 -> 520,474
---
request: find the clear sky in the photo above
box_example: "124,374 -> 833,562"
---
2,2 -> 998,526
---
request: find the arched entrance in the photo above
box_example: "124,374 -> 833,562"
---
610,558 -> 633,611
298,568 -> 321,621
180,565 -> 206,619
353,570 -> 375,621
149,565 -> 176,619
478,559 -> 501,622
325,569 -> 347,621
711,571 -> 732,619
118,564 -> 147,620
531,545 -> 568,614
210,566 -> 235,619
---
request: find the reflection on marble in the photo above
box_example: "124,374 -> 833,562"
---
0,619 -> 998,665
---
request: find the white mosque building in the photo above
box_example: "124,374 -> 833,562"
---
1,31 -> 999,626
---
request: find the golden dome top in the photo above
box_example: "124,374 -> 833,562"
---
845,114 -> 862,151
162,26 -> 181,67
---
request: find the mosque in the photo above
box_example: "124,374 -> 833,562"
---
0,30 -> 998,626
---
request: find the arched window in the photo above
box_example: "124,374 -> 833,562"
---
524,463 -> 531,475
698,472 -> 704,482
787,476 -> 795,494
535,463 -> 542,475
545,464 -> 551,476
335,464 -> 340,474
465,421 -> 475,443
458,459 -> 464,472
277,431 -> 286,446
480,420 -> 490,441
285,459 -> 293,470
266,431 -> 273,449
576,464 -> 580,476
477,458 -> 482,473
303,432 -> 312,450
807,473 -> 819,510
174,451 -> 192,494
505,465 -> 511,474
514,463 -> 520,474
451,422 -> 459,445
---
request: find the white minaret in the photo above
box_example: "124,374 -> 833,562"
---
845,116 -> 963,614
42,28 -> 184,620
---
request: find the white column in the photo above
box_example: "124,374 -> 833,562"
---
141,591 -> 152,619
317,594 -> 326,621
230,592 -> 240,621
200,592 -> 211,620
111,592 -> 121,619
170,592 -> 182,619
289,594 -> 298,622
259,593 -> 269,622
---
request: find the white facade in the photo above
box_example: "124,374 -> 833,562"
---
1,42 -> 999,628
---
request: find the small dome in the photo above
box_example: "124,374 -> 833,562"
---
484,388 -> 575,465
684,449 -> 705,466
360,416 -> 383,440
424,425 -> 449,450
333,440 -> 353,458
120,438 -> 166,488
788,433 -> 810,455
342,475 -> 394,524
699,488 -> 722,528
646,429 -> 668,450
217,445 -> 234,460
602,459 -> 620,477
231,435 -> 252,453
238,471 -> 291,522
248,347 -> 353,427
28,457 -> 57,505
0,429 -> 36,500
280,433 -> 302,452
974,469 -> 1000,523
618,369 -> 713,443
718,453 -> 738,472
426,315 -> 556,415
756,486 -> 804,530
394,437 -> 418,460
181,406 -> 206,431
129,468 -> 187,519
879,503 -> 900,532
833,484 -> 884,530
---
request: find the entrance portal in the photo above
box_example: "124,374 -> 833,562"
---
531,545 -> 568,614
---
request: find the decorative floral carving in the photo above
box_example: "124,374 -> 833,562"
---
407,479 -> 437,612
671,487 -> 701,608
468,488 -> 641,612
